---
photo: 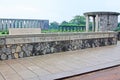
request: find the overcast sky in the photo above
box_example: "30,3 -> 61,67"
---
0,0 -> 120,23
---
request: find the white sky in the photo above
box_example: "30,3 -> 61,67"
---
0,0 -> 120,23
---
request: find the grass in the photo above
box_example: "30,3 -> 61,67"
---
0,32 -> 8,36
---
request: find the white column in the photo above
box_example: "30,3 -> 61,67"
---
36,21 -> 39,28
21,21 -> 24,28
30,21 -> 32,28
14,20 -> 17,28
23,20 -> 26,28
0,20 -> 2,30
27,21 -> 29,28
95,15 -> 99,32
9,20 -> 12,28
18,21 -> 21,28
92,16 -> 95,32
35,21 -> 38,28
31,21 -> 34,28
7,20 -> 10,29
4,20 -> 6,30
24,20 -> 27,28
3,20 -> 5,30
11,20 -> 13,28
86,15 -> 89,32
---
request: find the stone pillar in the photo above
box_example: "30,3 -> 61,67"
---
30,21 -> 34,28
4,20 -> 7,30
33,21 -> 35,28
35,21 -> 37,28
28,21 -> 31,28
86,15 -> 89,32
92,16 -> 95,32
23,20 -> 26,28
38,21 -> 40,28
9,20 -> 11,28
37,21 -> 39,28
17,20 -> 19,28
18,20 -> 21,28
3,20 -> 5,30
29,21 -> 32,28
2,20 -> 4,30
20,21 -> 23,28
29,21 -> 31,28
31,21 -> 34,28
14,20 -> 17,28
11,20 -> 14,28
1,20 -> 3,30
7,20 -> 10,29
25,20 -> 27,28
0,20 -> 2,31
26,21 -> 29,28
95,15 -> 99,32
25,21 -> 27,28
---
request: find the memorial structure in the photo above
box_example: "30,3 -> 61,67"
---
84,12 -> 120,32
0,18 -> 49,31
0,11 -> 119,60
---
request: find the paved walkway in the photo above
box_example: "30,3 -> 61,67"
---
0,42 -> 120,80
64,66 -> 120,80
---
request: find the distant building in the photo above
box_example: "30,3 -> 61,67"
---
0,18 -> 49,31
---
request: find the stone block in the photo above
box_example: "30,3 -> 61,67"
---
1,54 -> 7,60
14,53 -> 19,59
9,28 -> 41,35
0,38 -> 5,45
19,52 -> 24,58
16,46 -> 21,52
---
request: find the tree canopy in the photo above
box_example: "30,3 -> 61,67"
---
49,21 -> 59,29
69,15 -> 86,25
49,15 -> 86,29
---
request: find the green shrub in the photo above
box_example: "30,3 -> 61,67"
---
5,31 -> 9,34
1,31 -> 6,34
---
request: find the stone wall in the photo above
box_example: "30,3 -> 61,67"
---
0,32 -> 117,60
99,15 -> 118,31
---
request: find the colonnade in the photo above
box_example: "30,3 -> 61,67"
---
85,15 -> 99,32
0,19 -> 48,31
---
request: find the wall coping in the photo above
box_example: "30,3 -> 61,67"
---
0,32 -> 117,45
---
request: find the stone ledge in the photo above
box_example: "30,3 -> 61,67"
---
0,32 -> 117,45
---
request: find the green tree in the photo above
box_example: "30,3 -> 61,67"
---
69,15 -> 86,25
60,21 -> 69,25
49,21 -> 59,29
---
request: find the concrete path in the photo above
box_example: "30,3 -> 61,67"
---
0,42 -> 120,80
64,65 -> 120,80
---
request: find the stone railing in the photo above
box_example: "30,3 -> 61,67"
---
0,32 -> 117,60
0,32 -> 117,45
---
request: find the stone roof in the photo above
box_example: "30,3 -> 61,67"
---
84,11 -> 120,16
